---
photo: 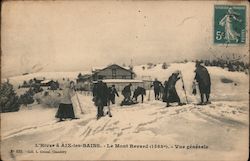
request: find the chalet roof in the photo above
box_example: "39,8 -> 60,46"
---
92,64 -> 133,73
92,66 -> 107,72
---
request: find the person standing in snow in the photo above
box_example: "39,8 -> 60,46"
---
55,81 -> 77,122
107,85 -> 119,105
92,79 -> 109,120
194,62 -> 211,105
105,84 -> 119,117
159,85 -> 165,100
165,72 -> 183,107
151,78 -> 163,100
162,80 -> 168,103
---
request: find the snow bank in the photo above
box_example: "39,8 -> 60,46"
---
134,62 -> 249,102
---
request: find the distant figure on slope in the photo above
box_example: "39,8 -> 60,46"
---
56,81 -> 78,122
194,61 -> 211,105
92,79 -> 109,119
151,78 -> 163,100
132,86 -> 146,103
164,72 -> 183,107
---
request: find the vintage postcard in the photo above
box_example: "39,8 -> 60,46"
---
1,0 -> 249,161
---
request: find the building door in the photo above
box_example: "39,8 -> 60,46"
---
112,69 -> 116,79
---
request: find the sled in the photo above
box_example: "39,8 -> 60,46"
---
70,117 -> 80,120
56,119 -> 66,123
120,100 -> 139,106
194,102 -> 212,106
56,117 -> 80,123
166,102 -> 186,107
178,102 -> 187,106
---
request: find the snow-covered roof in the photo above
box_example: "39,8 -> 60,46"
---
41,80 -> 53,84
92,64 -> 131,72
92,66 -> 107,72
103,79 -> 143,83
121,66 -> 130,70
34,77 -> 44,80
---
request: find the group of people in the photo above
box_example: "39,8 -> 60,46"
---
92,81 -> 119,119
151,62 -> 211,107
151,72 -> 184,107
92,81 -> 146,119
55,62 -> 211,121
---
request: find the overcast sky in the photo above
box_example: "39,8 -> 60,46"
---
1,1 -> 249,78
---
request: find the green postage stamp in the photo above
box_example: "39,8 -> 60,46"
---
214,5 -> 246,44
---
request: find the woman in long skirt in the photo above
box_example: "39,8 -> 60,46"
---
165,72 -> 182,107
56,81 -> 77,121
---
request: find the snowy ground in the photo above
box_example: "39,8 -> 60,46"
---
1,97 -> 248,160
1,63 -> 249,160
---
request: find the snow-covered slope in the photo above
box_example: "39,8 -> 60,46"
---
1,62 -> 249,161
6,62 -> 249,102
1,98 -> 248,160
134,62 -> 249,102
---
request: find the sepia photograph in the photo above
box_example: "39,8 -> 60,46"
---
0,0 -> 249,160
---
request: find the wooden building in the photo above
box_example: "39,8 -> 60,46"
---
92,64 -> 135,81
76,74 -> 92,83
102,79 -> 144,92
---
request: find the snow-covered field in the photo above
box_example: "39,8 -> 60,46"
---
1,62 -> 249,160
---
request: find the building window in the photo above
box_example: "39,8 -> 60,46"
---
98,75 -> 105,80
122,76 -> 126,79
112,69 -> 116,79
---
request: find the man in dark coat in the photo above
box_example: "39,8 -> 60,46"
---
132,86 -> 146,103
107,85 -> 119,105
122,83 -> 132,101
92,80 -> 108,119
194,62 -> 211,105
165,72 -> 182,107
151,78 -> 163,100
121,83 -> 133,105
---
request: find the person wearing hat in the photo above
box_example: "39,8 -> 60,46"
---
92,78 -> 109,120
55,81 -> 77,122
194,62 -> 211,105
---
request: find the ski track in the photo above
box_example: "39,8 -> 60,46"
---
1,100 -> 249,160
2,101 -> 248,140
